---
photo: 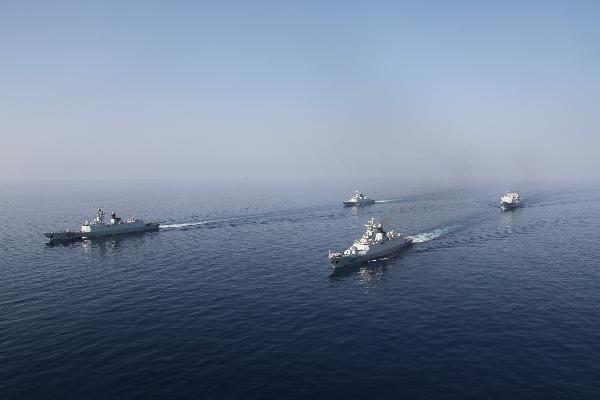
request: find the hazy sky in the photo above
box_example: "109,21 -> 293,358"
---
1,1 -> 599,182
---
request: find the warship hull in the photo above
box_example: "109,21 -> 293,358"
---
329,238 -> 412,268
81,221 -> 160,237
501,202 -> 520,210
45,223 -> 159,243
44,231 -> 84,243
343,199 -> 375,206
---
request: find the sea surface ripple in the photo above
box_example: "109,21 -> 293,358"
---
2,181 -> 600,399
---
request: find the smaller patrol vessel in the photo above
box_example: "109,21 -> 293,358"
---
329,218 -> 412,268
343,191 -> 375,206
44,208 -> 159,243
500,191 -> 522,210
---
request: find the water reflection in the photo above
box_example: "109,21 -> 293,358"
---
350,206 -> 363,217
329,254 -> 407,290
47,230 -> 159,254
501,208 -> 518,233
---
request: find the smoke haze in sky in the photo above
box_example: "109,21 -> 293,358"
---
1,1 -> 599,183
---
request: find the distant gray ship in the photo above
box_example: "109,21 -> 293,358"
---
44,208 -> 159,243
500,192 -> 522,210
343,191 -> 375,206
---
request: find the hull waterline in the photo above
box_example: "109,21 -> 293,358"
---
330,240 -> 412,268
501,202 -> 520,210
343,200 -> 375,206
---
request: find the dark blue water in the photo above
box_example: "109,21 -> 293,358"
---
2,180 -> 600,399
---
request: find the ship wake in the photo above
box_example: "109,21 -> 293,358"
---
374,198 -> 403,204
160,216 -> 241,229
408,226 -> 451,243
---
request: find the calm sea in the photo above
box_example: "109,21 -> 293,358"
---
2,180 -> 600,399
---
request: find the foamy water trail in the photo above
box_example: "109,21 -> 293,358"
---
160,216 -> 241,229
408,227 -> 450,243
375,198 -> 403,204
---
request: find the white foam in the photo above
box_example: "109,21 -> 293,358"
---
408,227 -> 449,243
374,198 -> 402,204
160,221 -> 213,229
160,216 -> 241,229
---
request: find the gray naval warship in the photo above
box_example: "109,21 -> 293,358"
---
328,218 -> 412,268
343,191 -> 376,206
500,191 -> 522,210
44,208 -> 159,243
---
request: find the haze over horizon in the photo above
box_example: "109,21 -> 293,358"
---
1,1 -> 599,184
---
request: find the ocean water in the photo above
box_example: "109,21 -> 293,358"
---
2,180 -> 600,399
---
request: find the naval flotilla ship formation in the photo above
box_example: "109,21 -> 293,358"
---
43,189 -> 524,268
44,208 -> 159,243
